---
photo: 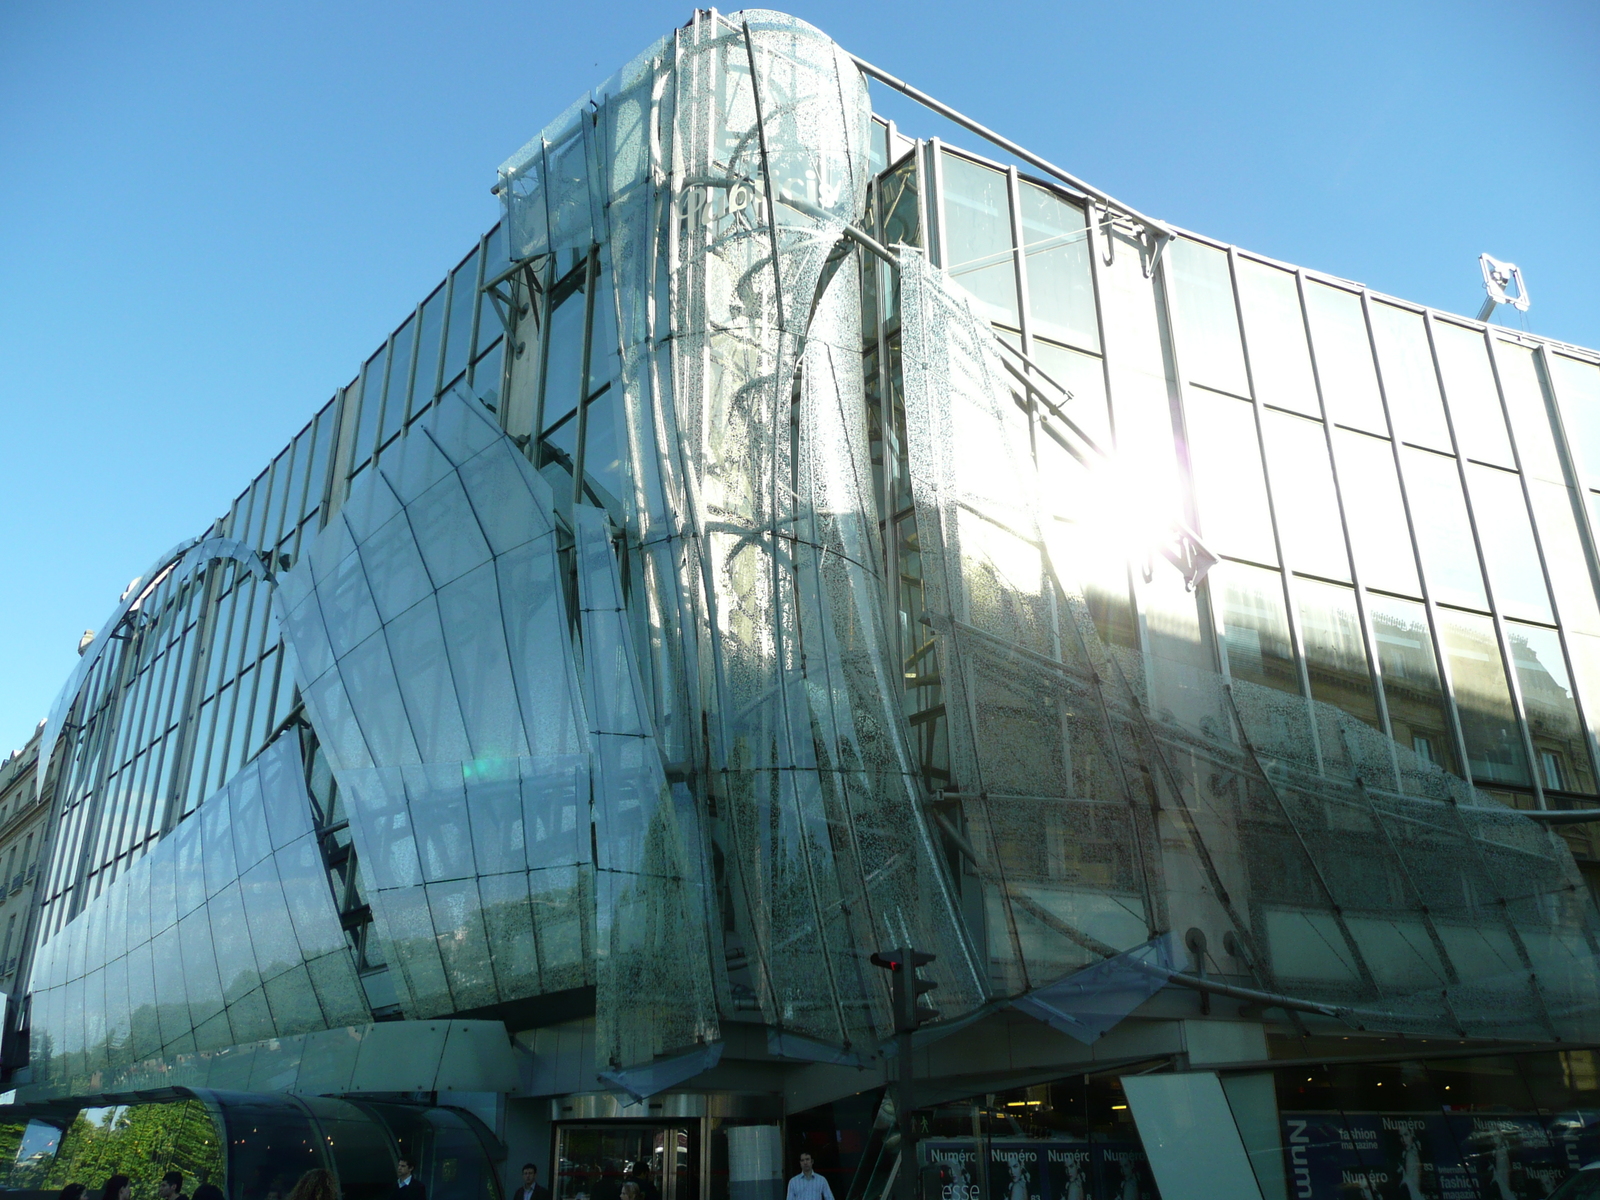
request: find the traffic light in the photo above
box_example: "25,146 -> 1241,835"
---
870,947 -> 939,1032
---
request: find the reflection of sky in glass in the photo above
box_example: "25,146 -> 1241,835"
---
1235,257 -> 1319,418
15,1120 -> 61,1161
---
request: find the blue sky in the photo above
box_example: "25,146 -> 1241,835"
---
1,0 -> 1596,753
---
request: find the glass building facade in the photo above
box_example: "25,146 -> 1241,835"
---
9,10 -> 1600,1199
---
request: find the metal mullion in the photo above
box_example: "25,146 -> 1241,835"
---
1162,243 -> 1317,759
367,332 -> 397,470
1422,309 -> 1544,806
466,231 -> 490,383
99,748 -> 139,874
158,565 -> 226,833
1288,274 -> 1396,784
429,274 -> 452,404
213,578 -> 263,784
62,637 -> 138,922
322,383 -> 359,525
866,176 -> 898,658
1484,334 -> 1600,796
1243,253 -> 1394,781
232,612 -> 274,770
530,259 -> 558,452
394,302 -> 425,431
927,139 -> 946,268
107,643 -> 164,856
1322,281 -> 1475,782
1078,199 -> 1138,655
571,246 -> 602,507
127,630 -> 176,790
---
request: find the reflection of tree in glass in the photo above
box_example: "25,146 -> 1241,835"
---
41,1102 -> 225,1197
0,1123 -> 25,1177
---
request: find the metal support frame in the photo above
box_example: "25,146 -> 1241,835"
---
849,53 -> 1174,274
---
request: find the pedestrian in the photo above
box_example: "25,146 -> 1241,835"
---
786,1155 -> 833,1200
100,1175 -> 132,1200
511,1164 -> 549,1200
620,1186 -> 639,1200
287,1168 -> 340,1200
58,1185 -> 86,1200
192,1186 -> 225,1200
392,1158 -> 426,1200
159,1172 -> 189,1200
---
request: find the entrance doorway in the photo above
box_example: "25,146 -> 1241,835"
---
554,1125 -> 697,1200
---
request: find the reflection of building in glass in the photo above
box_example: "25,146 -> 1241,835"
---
6,11 -> 1600,1200
0,727 -> 53,1017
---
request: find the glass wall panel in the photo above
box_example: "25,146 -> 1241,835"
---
1018,181 -> 1097,352
940,152 -> 1018,326
1549,353 -> 1600,488
1261,409 -> 1349,582
1523,479 -> 1600,644
410,285 -> 447,419
541,288 -> 586,434
1168,238 -> 1248,397
1184,390 -> 1275,565
1436,609 -> 1528,785
1029,340 -> 1109,449
352,350 -> 387,471
1234,256 -> 1319,417
1494,340 -> 1564,484
1368,594 -> 1458,775
1433,320 -> 1514,467
1213,562 -> 1300,694
1296,579 -> 1379,727
1369,302 -> 1449,451
1508,622 -> 1596,794
586,269 -> 621,397
1303,281 -> 1385,433
441,248 -> 481,388
1331,429 -> 1421,596
1402,446 -> 1488,610
381,316 -> 416,449
1464,463 -> 1553,623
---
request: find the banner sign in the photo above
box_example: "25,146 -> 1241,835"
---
1282,1110 -> 1600,1198
919,1139 -> 1156,1200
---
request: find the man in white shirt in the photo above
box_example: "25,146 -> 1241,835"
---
512,1163 -> 550,1200
393,1158 -> 427,1200
787,1154 -> 834,1200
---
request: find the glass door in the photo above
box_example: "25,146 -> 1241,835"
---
555,1124 -> 696,1200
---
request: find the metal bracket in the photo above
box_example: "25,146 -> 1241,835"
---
1476,253 -> 1530,321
